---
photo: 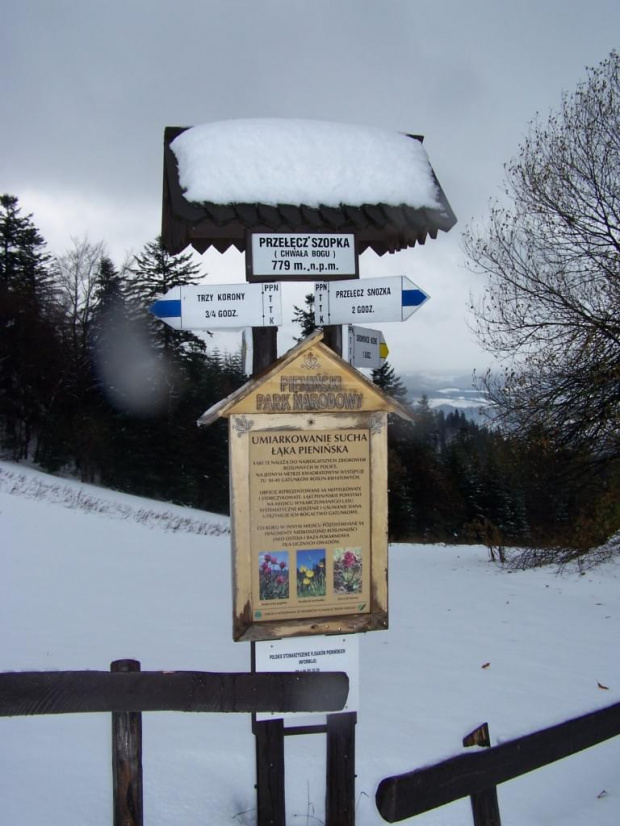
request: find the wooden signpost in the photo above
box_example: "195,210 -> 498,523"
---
161,120 -> 456,826
198,331 -> 414,642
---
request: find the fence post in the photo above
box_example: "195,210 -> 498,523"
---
254,718 -> 286,826
326,711 -> 357,826
462,723 -> 501,826
111,659 -> 144,826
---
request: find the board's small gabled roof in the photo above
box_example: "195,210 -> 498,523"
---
197,330 -> 415,425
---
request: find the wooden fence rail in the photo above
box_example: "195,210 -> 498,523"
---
0,664 -> 349,716
1,660 -> 349,826
376,700 -> 620,823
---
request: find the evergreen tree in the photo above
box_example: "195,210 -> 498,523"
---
371,361 -> 409,402
0,195 -> 63,459
292,293 -> 316,340
125,236 -> 208,376
94,255 -> 123,305
0,194 -> 55,297
101,237 -> 247,511
127,236 -> 203,297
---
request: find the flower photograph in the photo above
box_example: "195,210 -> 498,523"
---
258,551 -> 289,600
333,547 -> 363,593
296,549 -> 326,598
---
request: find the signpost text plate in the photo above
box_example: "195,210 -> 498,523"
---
247,233 -> 358,282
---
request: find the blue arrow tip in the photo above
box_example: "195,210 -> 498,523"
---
150,299 -> 182,318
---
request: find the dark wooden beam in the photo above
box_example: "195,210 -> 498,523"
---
0,670 -> 349,717
376,701 -> 620,822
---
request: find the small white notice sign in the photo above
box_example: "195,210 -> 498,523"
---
348,324 -> 388,369
249,233 -> 358,280
255,634 -> 359,722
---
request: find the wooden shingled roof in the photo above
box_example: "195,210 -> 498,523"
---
162,126 -> 457,257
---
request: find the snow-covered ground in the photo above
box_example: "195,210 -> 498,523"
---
1,461 -> 619,825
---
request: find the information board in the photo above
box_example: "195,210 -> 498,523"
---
249,427 -> 371,623
197,332 -> 416,641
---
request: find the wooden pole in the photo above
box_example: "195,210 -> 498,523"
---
252,327 -> 278,375
249,314 -> 342,826
322,325 -> 343,356
463,723 -> 502,826
326,711 -> 357,826
111,659 -> 143,826
254,718 -> 286,826
250,329 -> 286,826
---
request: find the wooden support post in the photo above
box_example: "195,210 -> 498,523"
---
463,723 -> 502,826
252,326 -> 278,375
326,712 -> 357,826
254,718 -> 286,826
322,324 -> 343,357
250,329 -> 281,826
249,320 -> 344,826
111,659 -> 143,826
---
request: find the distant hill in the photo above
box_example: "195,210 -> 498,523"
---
400,371 -> 490,422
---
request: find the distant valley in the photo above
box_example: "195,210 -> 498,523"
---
400,371 -> 489,422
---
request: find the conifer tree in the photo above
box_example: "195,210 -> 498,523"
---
0,194 -> 55,298
125,236 -> 208,367
371,361 -> 409,402
0,195 -> 63,458
292,293 -> 316,340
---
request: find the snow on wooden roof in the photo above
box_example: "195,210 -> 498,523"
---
162,119 -> 456,257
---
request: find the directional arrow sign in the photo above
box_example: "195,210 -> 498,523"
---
348,325 -> 389,369
314,276 -> 429,326
150,283 -> 282,330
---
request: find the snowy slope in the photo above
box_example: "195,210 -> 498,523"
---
1,461 -> 619,825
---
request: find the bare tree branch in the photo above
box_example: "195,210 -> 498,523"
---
464,51 -> 620,461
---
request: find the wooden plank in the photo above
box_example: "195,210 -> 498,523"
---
376,701 -> 620,822
462,723 -> 502,826
326,712 -> 357,826
283,724 -> 328,736
111,660 -> 143,826
255,719 -> 286,826
0,670 -> 348,717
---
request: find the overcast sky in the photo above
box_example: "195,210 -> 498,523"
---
2,0 -> 618,376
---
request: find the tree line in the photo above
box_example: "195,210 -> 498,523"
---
0,196 -> 244,513
1,193 -> 617,558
